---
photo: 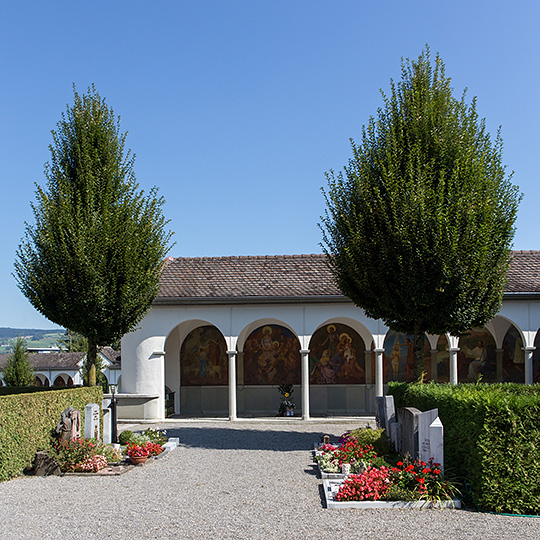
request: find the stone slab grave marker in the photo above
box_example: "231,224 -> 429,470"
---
418,409 -> 444,470
375,395 -> 395,430
397,407 -> 421,458
84,403 -> 100,440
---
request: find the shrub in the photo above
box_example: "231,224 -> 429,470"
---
118,430 -> 134,445
388,381 -> 540,514
344,427 -> 390,456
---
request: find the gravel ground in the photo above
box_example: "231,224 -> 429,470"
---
0,418 -> 538,540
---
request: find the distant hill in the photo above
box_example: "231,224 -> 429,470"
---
0,327 -> 64,353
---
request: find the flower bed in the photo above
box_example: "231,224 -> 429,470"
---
314,428 -> 461,509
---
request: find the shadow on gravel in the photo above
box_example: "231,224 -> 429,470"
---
160,426 -> 337,452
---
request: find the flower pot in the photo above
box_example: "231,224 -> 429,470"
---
129,455 -> 148,465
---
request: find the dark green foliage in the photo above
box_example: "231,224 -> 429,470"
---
347,427 -> 390,456
118,430 -> 134,445
2,337 -> 34,387
320,48 -> 521,358
14,85 -> 173,385
388,382 -> 540,514
0,386 -> 102,481
56,330 -> 88,352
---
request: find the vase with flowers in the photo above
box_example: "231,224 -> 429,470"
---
277,383 -> 295,416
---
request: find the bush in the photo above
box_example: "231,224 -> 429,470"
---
118,430 -> 134,445
388,381 -> 540,514
0,386 -> 103,481
345,427 -> 390,456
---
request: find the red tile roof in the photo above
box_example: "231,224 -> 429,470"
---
156,251 -> 540,304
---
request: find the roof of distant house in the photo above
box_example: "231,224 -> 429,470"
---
0,347 -> 121,371
156,251 -> 540,304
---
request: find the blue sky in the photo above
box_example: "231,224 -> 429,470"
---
1,1 -> 539,329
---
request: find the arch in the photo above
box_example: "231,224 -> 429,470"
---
383,331 -> 431,383
308,322 -> 366,384
458,327 -> 496,382
53,373 -> 74,387
500,324 -> 525,383
236,318 -> 299,353
34,374 -> 50,387
242,323 -> 301,385
311,316 -> 374,350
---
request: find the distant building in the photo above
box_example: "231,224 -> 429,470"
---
0,347 -> 121,388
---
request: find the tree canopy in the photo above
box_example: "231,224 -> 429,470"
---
15,85 -> 173,385
2,337 -> 34,387
320,48 -> 521,359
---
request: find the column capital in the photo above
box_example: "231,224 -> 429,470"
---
300,349 -> 310,355
373,348 -> 385,353
522,347 -> 536,352
226,350 -> 237,356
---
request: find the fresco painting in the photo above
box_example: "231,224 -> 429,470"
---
243,325 -> 301,385
309,324 -> 365,384
180,326 -> 228,386
501,326 -> 525,383
458,328 -> 496,382
383,331 -> 431,383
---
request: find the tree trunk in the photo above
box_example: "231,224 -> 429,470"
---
87,339 -> 97,387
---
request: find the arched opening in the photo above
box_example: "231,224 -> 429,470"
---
434,335 -> 450,382
501,325 -> 525,383
458,327 -> 496,382
383,331 -> 431,383
34,374 -> 50,387
54,375 -> 66,386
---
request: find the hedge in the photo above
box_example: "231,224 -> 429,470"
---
0,386 -> 103,482
388,382 -> 540,515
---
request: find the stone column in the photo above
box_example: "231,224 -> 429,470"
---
449,347 -> 459,385
300,349 -> 310,420
227,350 -> 237,421
523,347 -> 535,385
374,348 -> 384,397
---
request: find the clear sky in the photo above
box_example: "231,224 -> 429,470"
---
1,1 -> 539,329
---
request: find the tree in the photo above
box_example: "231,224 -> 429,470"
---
57,329 -> 88,352
15,85 -> 173,386
320,48 -> 521,366
3,337 -> 34,387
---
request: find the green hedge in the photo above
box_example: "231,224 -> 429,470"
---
388,382 -> 540,515
0,386 -> 103,482
0,385 -> 83,396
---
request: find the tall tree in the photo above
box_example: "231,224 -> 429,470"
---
15,85 -> 173,386
320,48 -> 521,366
3,337 -> 34,387
57,329 -> 88,352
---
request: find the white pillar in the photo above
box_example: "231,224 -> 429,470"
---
449,347 -> 459,385
374,348 -> 384,397
523,347 -> 535,385
227,350 -> 237,420
300,349 -> 310,420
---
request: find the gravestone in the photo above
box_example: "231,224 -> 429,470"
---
418,413 -> 444,471
84,403 -> 100,440
102,406 -> 111,445
397,407 -> 421,458
417,408 -> 439,463
375,395 -> 395,429
34,452 -> 61,476
55,407 -> 81,442
389,421 -> 400,452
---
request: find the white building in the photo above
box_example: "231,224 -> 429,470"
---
120,252 -> 540,421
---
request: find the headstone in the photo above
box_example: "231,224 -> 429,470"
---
102,406 -> 111,445
375,395 -> 395,429
417,408 -> 439,463
84,403 -> 100,440
389,421 -> 400,452
424,417 -> 444,471
55,407 -> 81,442
397,407 -> 421,458
34,451 -> 61,476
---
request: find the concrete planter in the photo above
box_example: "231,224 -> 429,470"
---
323,479 -> 461,510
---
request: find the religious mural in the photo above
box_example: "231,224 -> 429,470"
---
180,326 -> 228,386
458,328 -> 496,382
383,331 -> 431,383
243,325 -> 300,385
308,324 -> 365,384
501,326 -> 525,383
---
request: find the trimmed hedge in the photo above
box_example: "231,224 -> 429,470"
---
0,386 -> 102,482
388,382 -> 540,514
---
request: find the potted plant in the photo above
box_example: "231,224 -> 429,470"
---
277,384 -> 295,416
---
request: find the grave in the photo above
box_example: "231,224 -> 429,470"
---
397,406 -> 421,458
84,403 -> 100,440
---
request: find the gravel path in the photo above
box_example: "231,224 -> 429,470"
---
0,419 -> 538,540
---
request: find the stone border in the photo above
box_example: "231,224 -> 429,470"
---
322,479 -> 462,510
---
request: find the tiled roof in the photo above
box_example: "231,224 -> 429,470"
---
157,254 -> 342,303
157,251 -> 540,303
0,349 -> 121,371
505,251 -> 540,294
